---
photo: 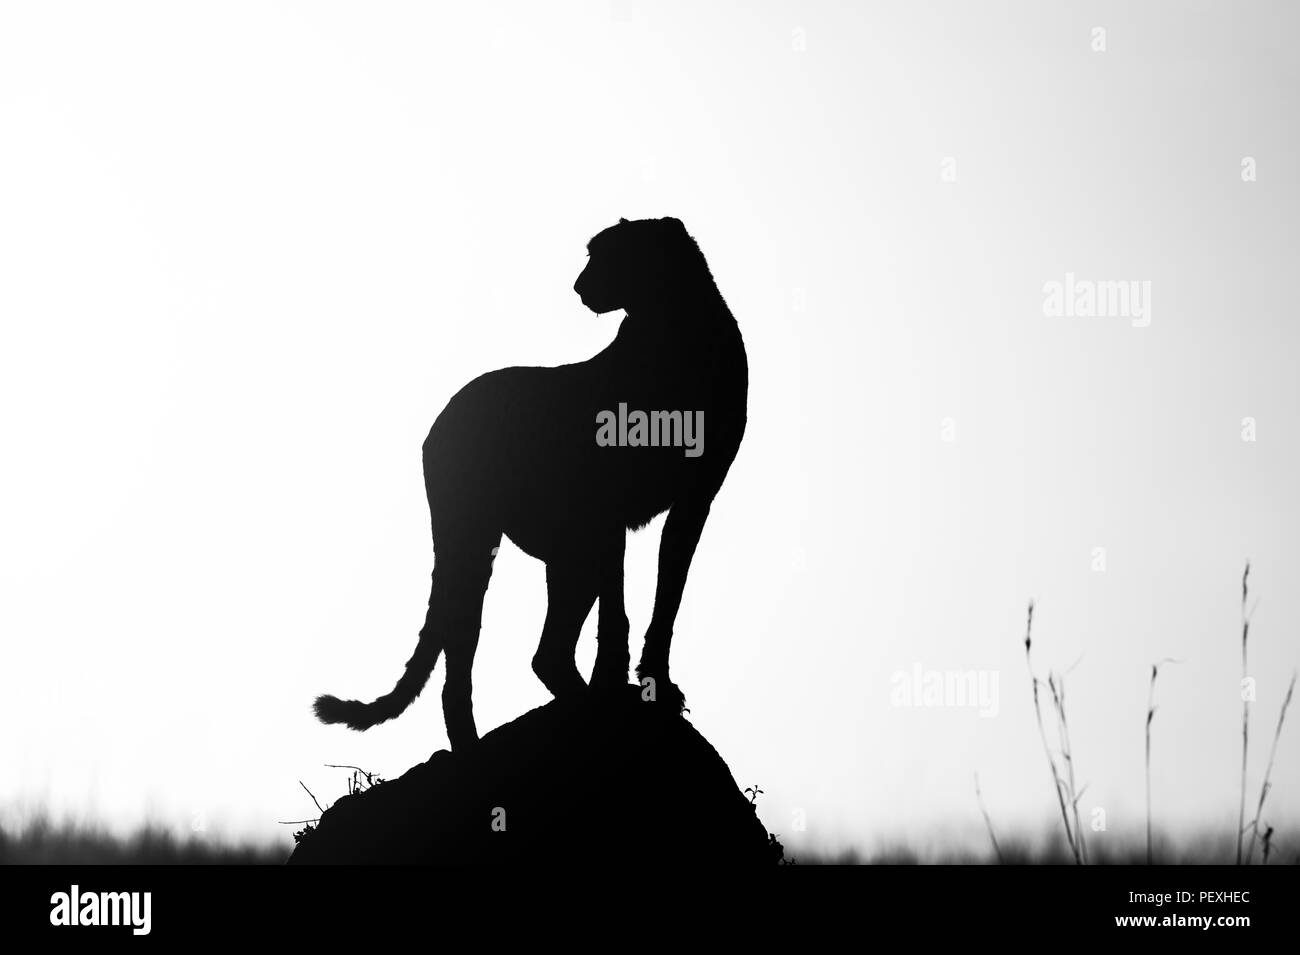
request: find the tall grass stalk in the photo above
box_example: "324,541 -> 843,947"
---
1245,671 -> 1295,863
1023,602 -> 1081,864
973,773 -> 1004,864
1236,562 -> 1251,865
1048,672 -> 1087,864
1145,658 -> 1180,865
1146,665 -> 1157,865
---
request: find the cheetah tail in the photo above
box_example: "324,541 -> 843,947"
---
313,635 -> 442,731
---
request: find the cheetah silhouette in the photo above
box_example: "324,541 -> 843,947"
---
314,217 -> 748,751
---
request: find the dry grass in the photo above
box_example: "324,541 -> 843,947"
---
974,564 -> 1296,867
1022,602 -> 1084,864
0,816 -> 289,865
1237,562 -> 1252,864
1245,671 -> 1296,863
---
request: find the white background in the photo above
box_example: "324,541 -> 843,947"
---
1,1 -> 1297,856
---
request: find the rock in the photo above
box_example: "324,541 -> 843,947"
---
288,685 -> 779,865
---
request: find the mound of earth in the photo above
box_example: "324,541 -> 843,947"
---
289,685 -> 781,865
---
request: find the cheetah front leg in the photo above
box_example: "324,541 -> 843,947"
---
636,493 -> 713,711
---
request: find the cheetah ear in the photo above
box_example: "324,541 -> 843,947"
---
618,217 -> 630,225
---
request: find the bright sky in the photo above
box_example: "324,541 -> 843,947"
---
1,1 -> 1297,856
